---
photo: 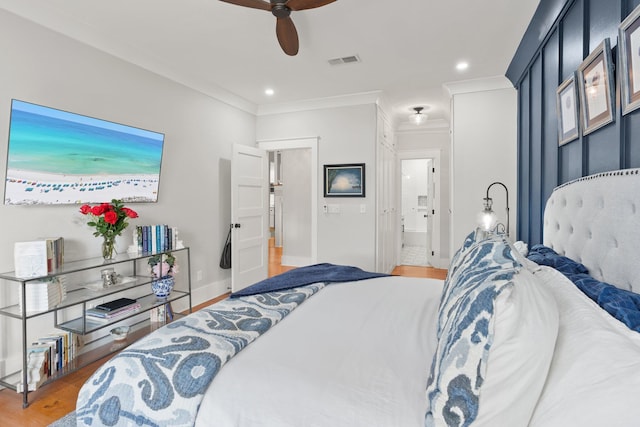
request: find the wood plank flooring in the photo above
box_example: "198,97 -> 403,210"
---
0,243 -> 447,426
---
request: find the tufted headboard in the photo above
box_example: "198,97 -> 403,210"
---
543,169 -> 640,293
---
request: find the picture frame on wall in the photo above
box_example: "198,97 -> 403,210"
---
323,163 -> 365,197
556,73 -> 580,146
619,4 -> 640,115
577,38 -> 615,135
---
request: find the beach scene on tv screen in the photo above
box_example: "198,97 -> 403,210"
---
4,100 -> 164,205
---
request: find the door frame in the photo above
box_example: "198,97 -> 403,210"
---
397,149 -> 442,268
258,137 -> 318,264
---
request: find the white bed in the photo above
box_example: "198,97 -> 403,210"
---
76,169 -> 640,427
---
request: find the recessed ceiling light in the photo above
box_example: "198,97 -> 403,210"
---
456,62 -> 469,71
265,88 -> 275,96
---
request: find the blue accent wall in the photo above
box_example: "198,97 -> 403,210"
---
507,0 -> 640,245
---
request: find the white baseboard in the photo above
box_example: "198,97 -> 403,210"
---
432,257 -> 450,270
280,255 -> 313,267
190,278 -> 230,308
0,359 -> 4,390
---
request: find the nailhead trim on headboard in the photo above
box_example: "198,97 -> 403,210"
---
543,168 -> 640,293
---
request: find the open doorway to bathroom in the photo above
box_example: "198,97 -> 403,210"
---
401,158 -> 434,266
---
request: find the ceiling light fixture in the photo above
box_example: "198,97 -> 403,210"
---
409,107 -> 428,125
456,61 -> 469,71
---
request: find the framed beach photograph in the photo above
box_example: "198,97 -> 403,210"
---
619,4 -> 640,115
323,163 -> 365,197
577,38 -> 615,135
556,74 -> 580,146
4,99 -> 165,205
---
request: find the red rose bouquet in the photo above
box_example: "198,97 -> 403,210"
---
79,199 -> 138,259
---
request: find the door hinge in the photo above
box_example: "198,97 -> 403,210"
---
432,251 -> 435,256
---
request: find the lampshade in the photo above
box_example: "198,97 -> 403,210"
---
409,107 -> 427,125
478,198 -> 498,231
477,182 -> 510,237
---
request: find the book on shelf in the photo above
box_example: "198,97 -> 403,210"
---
13,237 -> 64,278
149,304 -> 166,325
39,237 -> 64,273
17,329 -> 80,392
87,303 -> 141,321
135,225 -> 179,253
18,276 -> 67,313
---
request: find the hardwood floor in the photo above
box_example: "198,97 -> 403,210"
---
0,242 -> 446,426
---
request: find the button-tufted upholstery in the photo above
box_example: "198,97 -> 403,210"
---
543,169 -> 640,293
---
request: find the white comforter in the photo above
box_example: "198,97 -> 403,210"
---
529,266 -> 640,427
195,276 -> 444,427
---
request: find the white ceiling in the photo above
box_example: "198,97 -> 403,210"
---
0,0 -> 539,128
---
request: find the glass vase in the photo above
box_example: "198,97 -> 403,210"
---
102,236 -> 116,260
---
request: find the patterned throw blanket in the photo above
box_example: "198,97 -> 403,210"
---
76,283 -> 325,427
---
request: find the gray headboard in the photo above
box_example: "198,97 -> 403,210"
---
543,169 -> 640,293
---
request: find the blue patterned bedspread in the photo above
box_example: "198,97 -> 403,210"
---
76,283 -> 325,427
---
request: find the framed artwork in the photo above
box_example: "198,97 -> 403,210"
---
556,74 -> 580,146
323,163 -> 365,197
619,4 -> 640,115
577,38 -> 615,136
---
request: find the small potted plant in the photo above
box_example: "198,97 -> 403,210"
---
148,253 -> 178,299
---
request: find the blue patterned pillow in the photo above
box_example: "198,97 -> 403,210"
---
426,234 -> 521,426
438,229 -> 488,323
436,232 -> 519,338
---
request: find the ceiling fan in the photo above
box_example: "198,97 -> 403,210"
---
219,0 -> 336,56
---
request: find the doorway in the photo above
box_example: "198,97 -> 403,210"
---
400,158 -> 434,266
258,138 -> 318,272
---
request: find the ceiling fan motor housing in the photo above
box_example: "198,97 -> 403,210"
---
271,4 -> 291,18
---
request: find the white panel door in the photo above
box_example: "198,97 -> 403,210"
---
231,144 -> 269,293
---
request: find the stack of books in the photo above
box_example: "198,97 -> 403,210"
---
135,225 -> 178,253
17,329 -> 82,392
18,276 -> 67,314
86,297 -> 141,323
13,237 -> 64,278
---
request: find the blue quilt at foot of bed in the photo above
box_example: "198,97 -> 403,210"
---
75,283 -> 325,427
230,262 -> 390,298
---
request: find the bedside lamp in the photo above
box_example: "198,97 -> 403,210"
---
478,182 -> 509,237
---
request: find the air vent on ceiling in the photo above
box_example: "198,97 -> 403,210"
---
328,55 -> 361,66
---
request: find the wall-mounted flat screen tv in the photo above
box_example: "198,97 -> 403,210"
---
4,99 -> 164,205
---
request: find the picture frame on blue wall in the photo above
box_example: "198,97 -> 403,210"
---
577,38 -> 615,136
619,4 -> 640,115
556,74 -> 580,146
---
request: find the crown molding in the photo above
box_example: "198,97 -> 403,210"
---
256,91 -> 383,116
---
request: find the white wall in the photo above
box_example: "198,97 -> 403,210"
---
0,10 -> 255,369
449,85 -> 517,249
257,104 -> 378,271
281,148 -> 312,265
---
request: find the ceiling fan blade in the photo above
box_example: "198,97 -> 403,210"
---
219,0 -> 271,11
276,16 -> 299,56
285,0 -> 336,11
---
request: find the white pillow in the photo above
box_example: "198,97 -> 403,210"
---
474,267 -> 559,426
426,236 -> 559,427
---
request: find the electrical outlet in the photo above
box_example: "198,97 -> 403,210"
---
196,270 -> 203,281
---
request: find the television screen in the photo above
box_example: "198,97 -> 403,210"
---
4,99 -> 164,205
